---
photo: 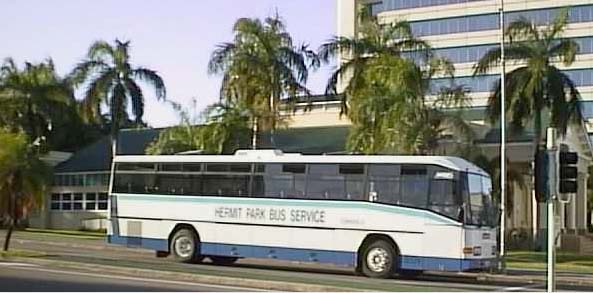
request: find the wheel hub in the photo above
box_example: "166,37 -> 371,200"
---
366,247 -> 391,273
174,236 -> 194,258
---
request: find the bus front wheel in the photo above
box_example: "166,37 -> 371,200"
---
361,240 -> 396,278
170,228 -> 203,263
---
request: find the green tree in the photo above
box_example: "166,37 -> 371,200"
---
319,16 -> 472,154
473,11 -> 581,200
69,39 -> 166,156
0,58 -> 73,150
146,100 -> 250,155
208,14 -> 318,147
0,129 -> 51,251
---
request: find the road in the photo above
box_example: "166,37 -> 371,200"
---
0,262 -> 254,291
0,230 -> 586,291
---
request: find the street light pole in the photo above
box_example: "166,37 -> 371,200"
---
499,0 -> 507,272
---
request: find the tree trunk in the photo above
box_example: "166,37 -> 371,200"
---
2,217 -> 16,251
3,188 -> 17,251
251,116 -> 258,150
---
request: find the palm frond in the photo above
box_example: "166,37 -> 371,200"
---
132,67 -> 166,100
88,40 -> 115,61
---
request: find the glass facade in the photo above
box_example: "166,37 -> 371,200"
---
428,36 -> 593,64
580,101 -> 593,118
376,0 -> 486,12
408,5 -> 593,37
430,68 -> 593,94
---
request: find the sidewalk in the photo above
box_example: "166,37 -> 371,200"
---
431,268 -> 593,289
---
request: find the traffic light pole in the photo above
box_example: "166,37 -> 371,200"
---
546,128 -> 557,293
498,1 -> 507,272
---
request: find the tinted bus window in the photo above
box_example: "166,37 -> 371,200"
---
202,174 -> 250,196
429,179 -> 460,219
254,164 -> 306,198
368,164 -> 400,204
400,166 -> 428,208
307,164 -> 345,199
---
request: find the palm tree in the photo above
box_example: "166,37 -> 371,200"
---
0,128 -> 51,251
208,14 -> 318,148
146,100 -> 250,155
0,58 -> 72,148
319,15 -> 472,154
473,10 -> 581,202
69,39 -> 166,156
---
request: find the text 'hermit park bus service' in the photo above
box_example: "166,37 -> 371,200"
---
107,149 -> 498,278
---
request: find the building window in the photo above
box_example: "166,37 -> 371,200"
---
50,193 -> 61,210
53,173 -> 110,187
85,193 -> 97,210
407,5 -> 593,37
61,194 -> 72,210
73,193 -> 83,210
50,192 -> 109,211
98,193 -> 108,210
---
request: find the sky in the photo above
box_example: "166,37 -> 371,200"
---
0,0 -> 337,127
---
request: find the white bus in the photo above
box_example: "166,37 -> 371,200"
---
107,149 -> 498,278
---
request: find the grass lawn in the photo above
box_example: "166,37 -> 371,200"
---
23,228 -> 105,239
507,250 -> 593,273
0,249 -> 46,258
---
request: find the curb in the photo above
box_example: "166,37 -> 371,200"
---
440,271 -> 593,288
10,257 -> 366,292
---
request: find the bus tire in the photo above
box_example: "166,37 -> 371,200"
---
361,240 -> 396,279
209,256 -> 239,265
170,228 -> 202,263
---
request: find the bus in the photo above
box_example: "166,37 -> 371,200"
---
107,149 -> 498,278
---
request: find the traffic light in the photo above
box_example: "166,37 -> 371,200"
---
559,150 -> 578,194
534,148 -> 549,201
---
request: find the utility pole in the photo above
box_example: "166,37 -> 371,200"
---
498,0 -> 507,272
546,128 -> 558,293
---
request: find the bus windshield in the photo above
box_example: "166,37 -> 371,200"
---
465,173 -> 495,227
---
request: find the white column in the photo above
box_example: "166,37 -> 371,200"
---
559,201 -> 566,232
576,172 -> 588,233
567,194 -> 577,230
336,0 -> 357,93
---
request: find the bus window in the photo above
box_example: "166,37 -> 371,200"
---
428,178 -> 460,219
202,174 -> 250,197
307,164 -> 345,200
367,164 -> 399,204
156,174 -> 192,195
258,164 -> 306,198
114,173 -> 156,194
400,166 -> 428,208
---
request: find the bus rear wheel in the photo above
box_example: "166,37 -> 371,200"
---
170,228 -> 203,263
209,256 -> 239,265
361,240 -> 396,279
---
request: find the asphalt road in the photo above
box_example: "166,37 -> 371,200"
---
0,262 -> 254,292
0,230 -> 581,291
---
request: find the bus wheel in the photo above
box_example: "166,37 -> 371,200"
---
170,228 -> 202,263
361,240 -> 396,278
209,256 -> 238,265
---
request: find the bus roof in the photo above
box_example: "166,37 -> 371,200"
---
113,149 -> 489,176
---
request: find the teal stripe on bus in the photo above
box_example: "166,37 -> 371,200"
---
114,193 -> 460,225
